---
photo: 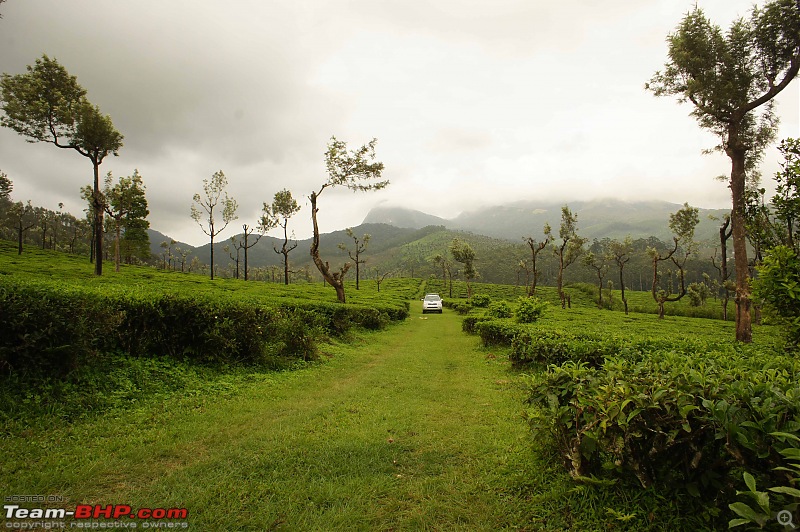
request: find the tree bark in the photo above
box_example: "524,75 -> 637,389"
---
726,126 -> 752,343
310,191 -> 348,303
92,159 -> 103,276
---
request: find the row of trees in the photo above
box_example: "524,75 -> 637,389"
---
0,168 -> 151,265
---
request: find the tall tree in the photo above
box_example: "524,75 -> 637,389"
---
310,137 -> 387,303
523,223 -> 551,296
546,205 -> 586,309
338,229 -> 370,290
646,1 -> 800,341
264,189 -> 300,285
103,169 -> 149,272
8,200 -> 36,255
649,203 -> 700,319
191,170 -> 238,280
1,55 -> 124,276
607,236 -> 633,315
449,238 -> 477,298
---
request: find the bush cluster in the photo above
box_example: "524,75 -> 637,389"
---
0,277 -> 408,379
524,347 -> 799,499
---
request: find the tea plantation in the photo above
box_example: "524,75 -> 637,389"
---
1,240 -> 799,530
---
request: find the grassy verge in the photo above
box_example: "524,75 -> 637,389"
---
2,303 -> 539,530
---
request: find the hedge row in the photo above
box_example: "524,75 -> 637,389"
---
0,278 -> 408,378
459,312 -> 800,515
525,348 -> 800,497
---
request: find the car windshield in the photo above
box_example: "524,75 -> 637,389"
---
424,295 -> 441,301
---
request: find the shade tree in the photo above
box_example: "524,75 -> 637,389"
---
449,238 -> 477,298
338,229 -> 370,290
1,55 -> 124,276
545,205 -> 586,309
649,203 -> 700,319
647,1 -> 800,341
191,170 -> 238,280
523,223 -> 551,296
263,189 -> 300,285
309,137 -> 387,303
102,169 -> 149,272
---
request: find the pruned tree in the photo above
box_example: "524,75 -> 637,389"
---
338,228 -> 370,290
432,253 -> 455,297
546,205 -> 586,309
646,1 -> 800,341
8,200 -> 36,255
582,249 -> 609,309
191,170 -> 238,280
649,203 -> 700,319
1,55 -> 124,276
264,189 -> 300,285
310,137 -> 387,303
224,236 -> 243,279
523,223 -> 551,296
102,169 -> 149,272
711,214 -> 735,320
374,267 -> 391,292
607,236 -> 633,315
449,238 -> 477,298
239,223 -> 263,281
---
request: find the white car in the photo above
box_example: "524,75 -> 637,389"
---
422,293 -> 443,314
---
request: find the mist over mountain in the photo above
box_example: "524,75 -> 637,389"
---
363,199 -> 730,243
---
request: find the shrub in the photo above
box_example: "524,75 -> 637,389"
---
525,344 -> 800,498
516,297 -> 548,323
487,301 -> 513,319
474,319 -> 520,346
470,294 -> 491,308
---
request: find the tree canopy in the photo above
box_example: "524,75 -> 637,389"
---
646,0 -> 800,342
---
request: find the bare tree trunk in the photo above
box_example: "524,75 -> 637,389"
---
619,266 -> 628,315
114,222 -> 121,272
727,131 -> 752,343
92,159 -> 103,276
309,191 -> 348,303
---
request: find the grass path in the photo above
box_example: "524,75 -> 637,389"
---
4,304 -> 547,530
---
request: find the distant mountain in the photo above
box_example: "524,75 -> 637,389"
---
362,206 -> 448,229
146,229 -> 195,257
363,199 -> 730,244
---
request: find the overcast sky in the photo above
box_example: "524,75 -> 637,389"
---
1,1 -> 798,245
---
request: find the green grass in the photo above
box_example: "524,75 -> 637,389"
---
1,241 -> 783,530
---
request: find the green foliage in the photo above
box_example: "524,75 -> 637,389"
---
487,300 -> 512,319
470,294 -> 491,307
524,340 -> 800,499
516,296 -> 548,323
0,241 -> 412,381
753,245 -> 800,343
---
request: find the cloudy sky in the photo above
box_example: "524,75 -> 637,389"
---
1,1 -> 798,245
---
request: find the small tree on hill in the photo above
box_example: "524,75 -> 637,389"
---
649,203 -> 700,319
523,223 -> 551,296
338,229 -> 370,290
310,137 -> 387,303
450,238 -> 477,298
546,205 -> 586,309
102,169 -> 149,273
582,248 -> 609,308
607,236 -> 633,315
191,170 -> 238,280
8,200 -> 36,255
263,189 -> 300,285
